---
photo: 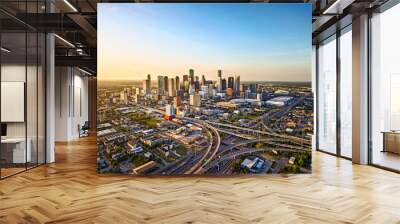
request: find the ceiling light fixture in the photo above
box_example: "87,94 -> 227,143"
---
323,0 -> 355,15
78,67 -> 93,76
63,0 -> 78,12
54,34 -> 75,48
1,47 -> 11,53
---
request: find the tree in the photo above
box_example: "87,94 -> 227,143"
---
255,143 -> 264,149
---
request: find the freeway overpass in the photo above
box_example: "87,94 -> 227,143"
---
217,138 -> 309,156
204,147 -> 304,172
206,121 -> 311,146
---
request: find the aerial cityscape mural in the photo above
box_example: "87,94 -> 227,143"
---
97,3 -> 313,175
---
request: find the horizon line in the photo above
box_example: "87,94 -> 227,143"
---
97,79 -> 312,83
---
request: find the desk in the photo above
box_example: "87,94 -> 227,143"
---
382,131 -> 400,154
1,138 -> 31,164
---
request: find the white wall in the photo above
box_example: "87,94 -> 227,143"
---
55,67 -> 89,141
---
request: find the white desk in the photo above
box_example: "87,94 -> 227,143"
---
1,138 -> 31,163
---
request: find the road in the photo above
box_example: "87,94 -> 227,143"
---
216,137 -> 309,157
183,117 -> 221,174
140,105 -> 221,174
249,96 -> 306,132
139,104 -> 309,175
204,147 -> 301,172
206,121 -> 311,146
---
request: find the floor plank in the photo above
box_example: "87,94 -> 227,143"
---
0,136 -> 399,224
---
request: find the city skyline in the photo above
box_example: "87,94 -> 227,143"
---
98,4 -> 312,82
97,69 -> 312,82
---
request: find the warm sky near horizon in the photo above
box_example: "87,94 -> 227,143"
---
98,3 -> 311,81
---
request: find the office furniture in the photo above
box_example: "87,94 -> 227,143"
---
382,131 -> 400,154
0,138 -> 31,164
79,121 -> 90,138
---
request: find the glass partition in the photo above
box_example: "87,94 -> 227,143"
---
317,35 -> 337,154
0,2 -> 46,179
1,31 -> 28,177
339,27 -> 352,158
27,31 -> 38,169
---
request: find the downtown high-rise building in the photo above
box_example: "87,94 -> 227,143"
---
183,75 -> 189,91
189,69 -> 194,85
194,76 -> 200,90
228,76 -> 234,89
221,78 -> 227,91
164,76 -> 169,95
175,76 -> 180,91
143,74 -> 151,95
249,83 -> 258,93
168,78 -> 176,97
234,75 -> 240,95
217,70 -> 222,92
157,75 -> 165,95
201,75 -> 206,86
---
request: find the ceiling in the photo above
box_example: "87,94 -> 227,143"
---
0,0 -> 390,76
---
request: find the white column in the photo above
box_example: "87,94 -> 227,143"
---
352,14 -> 369,164
46,32 -> 55,163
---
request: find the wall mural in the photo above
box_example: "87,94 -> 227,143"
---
97,3 -> 313,175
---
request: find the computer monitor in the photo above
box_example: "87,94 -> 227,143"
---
1,123 -> 7,137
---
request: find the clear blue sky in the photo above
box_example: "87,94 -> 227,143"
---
98,3 -> 311,81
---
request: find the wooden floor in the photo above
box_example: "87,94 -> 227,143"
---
1,137 -> 400,224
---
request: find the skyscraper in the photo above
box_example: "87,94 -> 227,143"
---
183,75 -> 189,91
201,75 -> 206,86
195,76 -> 200,90
217,70 -> 222,92
164,76 -> 169,95
249,83 -> 258,93
189,69 -> 194,85
175,76 -> 180,91
228,76 -> 234,89
168,78 -> 176,97
234,75 -> 240,95
221,78 -> 227,91
143,74 -> 151,95
158,75 -> 164,95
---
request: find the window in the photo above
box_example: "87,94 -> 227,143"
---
370,3 -> 400,171
317,35 -> 337,154
339,27 -> 352,158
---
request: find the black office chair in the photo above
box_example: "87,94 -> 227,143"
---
79,121 -> 90,138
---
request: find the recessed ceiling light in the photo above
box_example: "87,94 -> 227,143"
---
54,34 -> 75,48
1,47 -> 11,53
63,0 -> 78,12
78,67 -> 93,76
